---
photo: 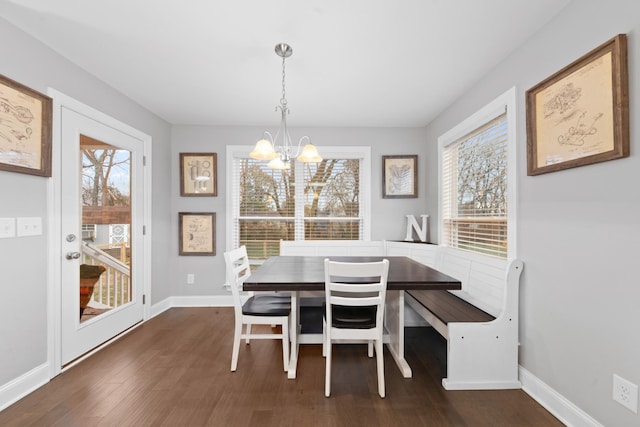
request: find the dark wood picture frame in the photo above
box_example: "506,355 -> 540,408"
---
179,212 -> 216,256
0,74 -> 52,177
180,152 -> 217,196
382,155 -> 418,198
526,34 -> 629,176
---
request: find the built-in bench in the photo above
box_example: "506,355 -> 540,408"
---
388,242 -> 524,390
279,240 -> 524,390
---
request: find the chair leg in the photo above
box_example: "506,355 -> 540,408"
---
231,321 -> 242,371
282,318 -> 290,372
322,320 -> 327,357
368,340 -> 373,357
375,338 -> 385,398
245,323 -> 251,344
325,340 -> 332,397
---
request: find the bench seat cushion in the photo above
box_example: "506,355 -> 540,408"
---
406,290 -> 495,325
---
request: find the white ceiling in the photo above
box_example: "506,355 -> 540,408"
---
1,0 -> 570,127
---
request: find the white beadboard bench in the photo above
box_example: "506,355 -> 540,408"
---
386,241 -> 523,390
279,240 -> 523,390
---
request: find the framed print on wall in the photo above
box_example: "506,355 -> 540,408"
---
180,152 -> 217,196
382,155 -> 418,198
526,34 -> 629,176
0,74 -> 53,177
179,212 -> 216,256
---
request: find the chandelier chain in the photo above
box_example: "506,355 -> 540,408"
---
280,55 -> 287,109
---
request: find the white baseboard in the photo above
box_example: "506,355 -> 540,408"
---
148,295 -> 233,319
148,296 -> 173,319
0,363 -> 49,412
520,366 -> 603,427
169,295 -> 233,307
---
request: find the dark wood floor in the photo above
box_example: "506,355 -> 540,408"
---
0,307 -> 563,426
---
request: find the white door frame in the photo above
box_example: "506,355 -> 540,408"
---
46,89 -> 152,377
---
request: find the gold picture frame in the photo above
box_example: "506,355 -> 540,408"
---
180,152 -> 217,196
526,34 -> 629,176
0,74 -> 52,177
382,155 -> 418,198
179,212 -> 216,256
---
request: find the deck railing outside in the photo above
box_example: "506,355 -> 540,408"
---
81,242 -> 131,308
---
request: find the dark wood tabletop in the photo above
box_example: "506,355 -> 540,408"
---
242,256 -> 461,291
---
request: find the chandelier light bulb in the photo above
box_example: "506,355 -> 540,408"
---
249,138 -> 278,160
297,144 -> 322,163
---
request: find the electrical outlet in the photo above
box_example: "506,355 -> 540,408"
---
613,374 -> 638,413
187,274 -> 195,284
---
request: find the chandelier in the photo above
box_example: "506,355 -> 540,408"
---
249,43 -> 322,169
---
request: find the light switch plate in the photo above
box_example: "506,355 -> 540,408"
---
0,218 -> 16,238
17,217 -> 42,237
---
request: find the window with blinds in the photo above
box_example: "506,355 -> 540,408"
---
236,158 -> 294,260
441,112 -> 509,258
301,159 -> 361,240
229,147 -> 369,262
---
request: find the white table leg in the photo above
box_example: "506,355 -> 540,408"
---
287,291 -> 300,379
385,290 -> 412,378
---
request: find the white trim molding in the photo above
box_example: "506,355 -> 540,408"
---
0,364 -> 49,412
520,366 -> 604,427
169,295 -> 234,308
147,295 -> 233,321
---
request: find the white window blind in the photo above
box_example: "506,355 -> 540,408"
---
228,147 -> 369,262
300,159 -> 362,240
441,113 -> 508,258
232,158 -> 294,260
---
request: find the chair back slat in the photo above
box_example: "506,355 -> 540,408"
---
224,246 -> 251,310
331,295 -> 381,307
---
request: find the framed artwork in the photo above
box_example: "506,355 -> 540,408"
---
526,34 -> 629,176
0,74 -> 53,177
180,152 -> 217,196
179,212 -> 216,256
382,155 -> 418,198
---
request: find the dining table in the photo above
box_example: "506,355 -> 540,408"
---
242,255 -> 462,379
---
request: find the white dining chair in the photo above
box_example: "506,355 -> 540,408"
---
224,246 -> 291,372
322,258 -> 390,398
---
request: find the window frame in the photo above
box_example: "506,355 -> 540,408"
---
226,145 -> 371,254
437,87 -> 517,260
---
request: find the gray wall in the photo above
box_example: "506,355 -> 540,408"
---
0,19 -> 173,385
423,1 -> 640,425
170,125 -> 429,295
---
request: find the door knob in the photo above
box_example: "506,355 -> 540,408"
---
65,251 -> 81,260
